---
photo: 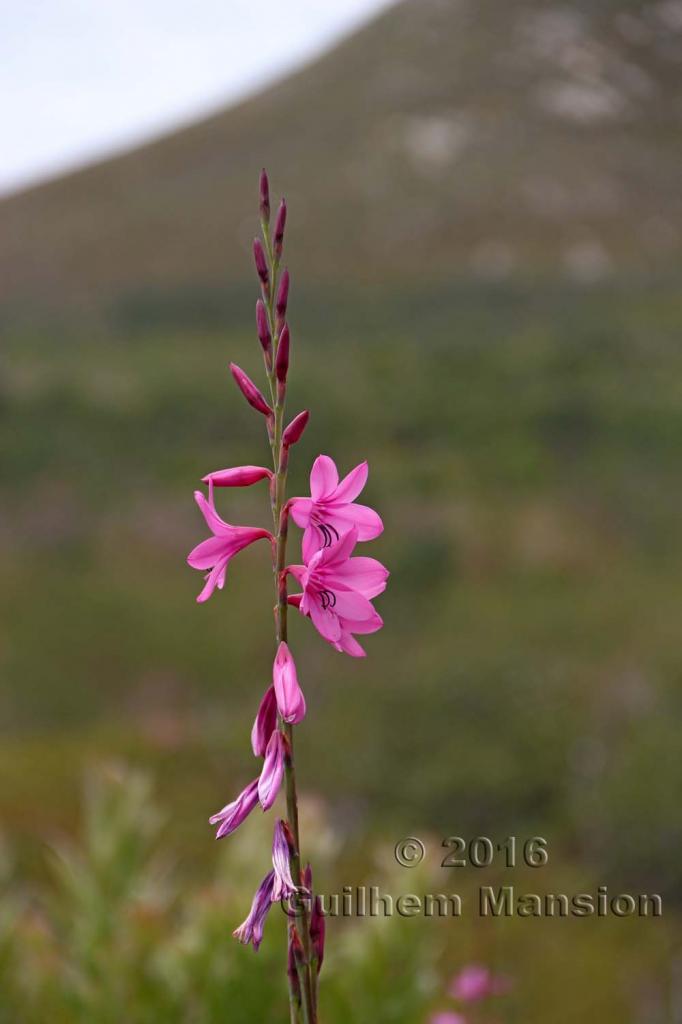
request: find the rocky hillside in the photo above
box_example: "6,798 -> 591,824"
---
1,0 -> 680,314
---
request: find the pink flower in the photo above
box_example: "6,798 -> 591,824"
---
187,490 -> 273,603
233,870 -> 276,950
271,819 -> 297,901
209,777 -> 259,839
273,641 -> 306,724
449,965 -> 511,1002
259,729 -> 286,809
290,454 -> 383,562
430,1014 -> 467,1024
251,684 -> 277,757
287,527 -> 388,657
202,465 -> 272,488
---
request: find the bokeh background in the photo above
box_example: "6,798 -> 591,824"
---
1,1 -> 682,1020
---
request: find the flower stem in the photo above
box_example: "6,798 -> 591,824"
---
262,225 -> 317,1024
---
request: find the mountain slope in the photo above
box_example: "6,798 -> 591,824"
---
1,0 -> 681,313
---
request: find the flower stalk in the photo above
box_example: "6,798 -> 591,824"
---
189,170 -> 387,1024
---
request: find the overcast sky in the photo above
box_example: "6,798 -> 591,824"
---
0,0 -> 394,196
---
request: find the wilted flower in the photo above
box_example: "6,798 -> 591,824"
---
271,819 -> 297,901
251,684 -> 278,757
233,870 -> 276,950
259,729 -> 286,809
209,778 -> 259,839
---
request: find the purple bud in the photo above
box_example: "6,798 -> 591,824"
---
233,870 -> 276,950
258,730 -> 286,810
209,778 -> 260,839
275,269 -> 290,326
256,300 -> 272,361
272,819 -> 297,901
282,410 -> 310,449
311,893 -> 326,970
274,199 -> 287,261
251,684 -> 278,757
273,641 -> 306,724
229,362 -> 273,417
288,929 -> 303,1000
259,168 -> 270,223
275,324 -> 290,386
253,238 -> 269,287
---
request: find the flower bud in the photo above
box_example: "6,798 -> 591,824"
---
258,729 -> 286,810
276,323 -> 290,387
310,893 -> 326,971
229,363 -> 273,417
259,168 -> 270,223
253,238 -> 269,288
288,928 -> 304,1001
203,465 -> 272,488
255,299 -> 272,366
282,410 -> 309,449
274,199 -> 287,261
275,269 -> 290,327
273,641 -> 306,724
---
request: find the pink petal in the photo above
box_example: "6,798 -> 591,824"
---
187,535 -> 230,571
196,557 -> 230,603
315,526 -> 358,568
330,589 -> 376,622
327,502 -> 383,542
309,597 -> 341,642
289,497 -> 313,529
332,556 -> 389,599
339,609 -> 384,635
310,455 -> 339,501
302,523 -> 324,563
331,461 -> 368,503
194,489 -> 230,536
273,641 -> 306,724
334,632 -> 366,657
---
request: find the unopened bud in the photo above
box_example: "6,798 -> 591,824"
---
288,928 -> 304,1000
275,269 -> 290,328
253,238 -> 269,288
259,168 -> 270,223
274,199 -> 287,262
229,362 -> 273,417
282,410 -> 309,448
276,324 -> 290,387
310,894 -> 326,971
256,299 -> 272,366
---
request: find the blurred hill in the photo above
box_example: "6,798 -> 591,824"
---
1,0 -> 681,319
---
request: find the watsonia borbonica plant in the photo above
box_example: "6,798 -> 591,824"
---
187,169 -> 389,1022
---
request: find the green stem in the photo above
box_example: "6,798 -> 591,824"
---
262,226 -> 317,1024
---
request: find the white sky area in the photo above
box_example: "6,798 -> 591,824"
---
0,0 -> 395,196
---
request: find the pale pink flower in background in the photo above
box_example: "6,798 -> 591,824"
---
273,641 -> 306,724
187,490 -> 273,603
233,870 -> 276,950
430,1013 -> 467,1024
258,729 -> 286,809
449,964 -> 512,1002
251,684 -> 277,757
271,819 -> 297,901
290,454 -> 383,561
209,778 -> 259,839
287,526 -> 388,657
